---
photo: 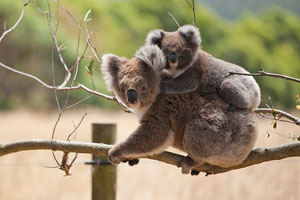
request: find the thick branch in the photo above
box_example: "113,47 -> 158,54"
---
0,139 -> 299,175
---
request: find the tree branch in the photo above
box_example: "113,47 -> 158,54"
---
0,1 -> 28,43
0,139 -> 299,175
228,70 -> 300,84
255,108 -> 300,126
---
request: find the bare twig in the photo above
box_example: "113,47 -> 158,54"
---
167,11 -> 180,28
185,0 -> 196,26
60,6 -> 101,63
45,0 -> 71,88
0,0 -> 28,43
51,113 -> 62,166
0,61 -> 113,98
0,139 -> 299,175
228,70 -> 300,84
257,113 -> 296,125
255,108 -> 300,126
66,112 -> 88,141
65,95 -> 93,109
266,130 -> 299,141
51,39 -> 61,112
64,29 -> 82,108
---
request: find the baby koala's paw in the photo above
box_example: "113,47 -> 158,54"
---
108,147 -> 123,165
161,69 -> 173,80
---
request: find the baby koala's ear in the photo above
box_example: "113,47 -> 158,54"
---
135,45 -> 166,74
100,54 -> 121,92
178,25 -> 201,47
145,29 -> 164,48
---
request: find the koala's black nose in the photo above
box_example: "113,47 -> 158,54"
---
169,52 -> 177,63
127,89 -> 137,104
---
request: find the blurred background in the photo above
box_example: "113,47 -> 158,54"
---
0,0 -> 299,200
0,0 -> 300,110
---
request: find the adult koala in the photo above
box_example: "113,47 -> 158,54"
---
146,25 -> 261,111
101,45 -> 258,175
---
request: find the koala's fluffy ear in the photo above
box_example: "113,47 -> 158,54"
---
135,45 -> 166,74
100,54 -> 121,92
145,30 -> 164,47
178,25 -> 201,47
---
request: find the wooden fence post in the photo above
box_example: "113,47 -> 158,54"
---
91,123 -> 117,200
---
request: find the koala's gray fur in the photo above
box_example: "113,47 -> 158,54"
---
101,45 -> 258,174
146,25 -> 261,110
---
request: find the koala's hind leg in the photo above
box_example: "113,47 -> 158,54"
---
218,78 -> 251,109
182,118 -> 227,170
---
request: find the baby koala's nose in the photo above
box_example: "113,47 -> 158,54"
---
169,52 -> 177,63
127,89 -> 137,104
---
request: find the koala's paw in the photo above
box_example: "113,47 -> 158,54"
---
190,170 -> 200,176
122,159 -> 140,166
161,69 -> 173,80
108,148 -> 123,165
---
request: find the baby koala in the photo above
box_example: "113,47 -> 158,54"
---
101,45 -> 258,175
146,25 -> 261,110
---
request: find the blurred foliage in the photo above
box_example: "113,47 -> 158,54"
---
0,0 -> 299,110
199,0 -> 300,20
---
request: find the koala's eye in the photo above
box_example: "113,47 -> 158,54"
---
141,85 -> 147,92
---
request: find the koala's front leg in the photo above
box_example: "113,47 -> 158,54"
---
108,121 -> 172,165
218,78 -> 251,109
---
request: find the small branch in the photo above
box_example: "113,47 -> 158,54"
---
45,0 -> 71,88
228,70 -> 300,84
0,139 -> 299,175
0,61 -> 131,112
185,0 -> 197,26
60,6 -> 101,64
0,61 -> 111,98
167,11 -> 180,28
0,1 -> 28,43
255,108 -> 300,126
66,112 -> 88,141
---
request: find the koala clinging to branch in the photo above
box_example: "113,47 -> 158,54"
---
146,25 -> 261,111
101,45 -> 258,175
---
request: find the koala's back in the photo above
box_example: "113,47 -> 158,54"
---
198,50 -> 248,92
196,50 -> 261,110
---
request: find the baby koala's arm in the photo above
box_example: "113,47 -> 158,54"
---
161,66 -> 200,94
108,117 -> 173,164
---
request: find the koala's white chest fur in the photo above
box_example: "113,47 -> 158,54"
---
167,64 -> 188,79
129,105 -> 151,120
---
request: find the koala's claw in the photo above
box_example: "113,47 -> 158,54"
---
128,159 -> 140,166
191,170 -> 200,176
121,159 -> 140,166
